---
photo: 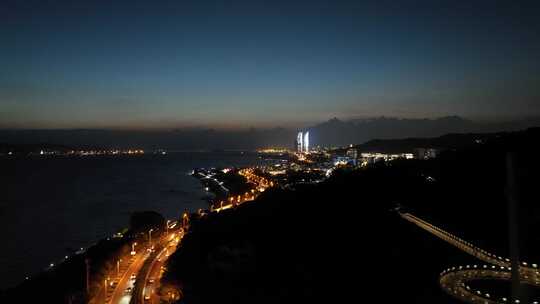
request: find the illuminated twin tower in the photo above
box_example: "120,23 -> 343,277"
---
296,131 -> 310,153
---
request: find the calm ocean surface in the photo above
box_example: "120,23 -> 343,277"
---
0,151 -> 262,288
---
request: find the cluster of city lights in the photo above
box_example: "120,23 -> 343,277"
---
256,148 -> 290,153
211,168 -> 274,212
66,149 -> 145,156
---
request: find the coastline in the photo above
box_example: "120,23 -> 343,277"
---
1,152 -> 261,289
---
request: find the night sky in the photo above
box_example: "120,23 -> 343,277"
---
1,0 -> 539,129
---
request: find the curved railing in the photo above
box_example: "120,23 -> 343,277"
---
401,212 -> 540,304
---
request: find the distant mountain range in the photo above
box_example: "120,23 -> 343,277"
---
307,116 -> 540,147
1,116 -> 539,150
348,132 -> 500,154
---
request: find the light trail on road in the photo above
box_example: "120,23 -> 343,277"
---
108,251 -> 148,304
101,167 -> 271,304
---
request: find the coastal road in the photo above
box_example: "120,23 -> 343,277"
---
107,227 -> 181,304
212,168 -> 270,212
106,167 -> 267,303
140,245 -> 169,303
132,230 -> 182,304
108,168 -> 266,303
108,251 -> 149,304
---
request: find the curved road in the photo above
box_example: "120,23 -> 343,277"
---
108,251 -> 149,304
101,168 -> 271,304
401,212 -> 540,304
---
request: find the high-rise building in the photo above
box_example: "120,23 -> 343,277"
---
297,132 -> 303,153
303,131 -> 309,153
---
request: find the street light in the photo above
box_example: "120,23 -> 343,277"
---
131,242 -> 137,256
149,229 -> 154,247
117,259 -> 122,277
182,212 -> 189,228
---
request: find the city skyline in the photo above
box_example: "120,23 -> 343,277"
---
2,0 -> 540,130
3,1 -> 540,302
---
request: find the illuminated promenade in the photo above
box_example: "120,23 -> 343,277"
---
401,212 -> 540,304
211,168 -> 273,212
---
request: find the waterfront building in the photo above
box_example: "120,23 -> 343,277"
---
303,131 -> 310,153
296,132 -> 303,153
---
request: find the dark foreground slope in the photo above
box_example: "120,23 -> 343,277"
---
163,128 -> 540,304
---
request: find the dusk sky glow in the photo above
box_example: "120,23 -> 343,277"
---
1,0 -> 539,129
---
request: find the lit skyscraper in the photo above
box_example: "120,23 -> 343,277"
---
297,132 -> 303,153
303,131 -> 309,153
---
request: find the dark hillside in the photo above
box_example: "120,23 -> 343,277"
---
163,128 -> 540,303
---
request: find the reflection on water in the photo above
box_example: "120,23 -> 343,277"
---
0,152 -> 262,288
